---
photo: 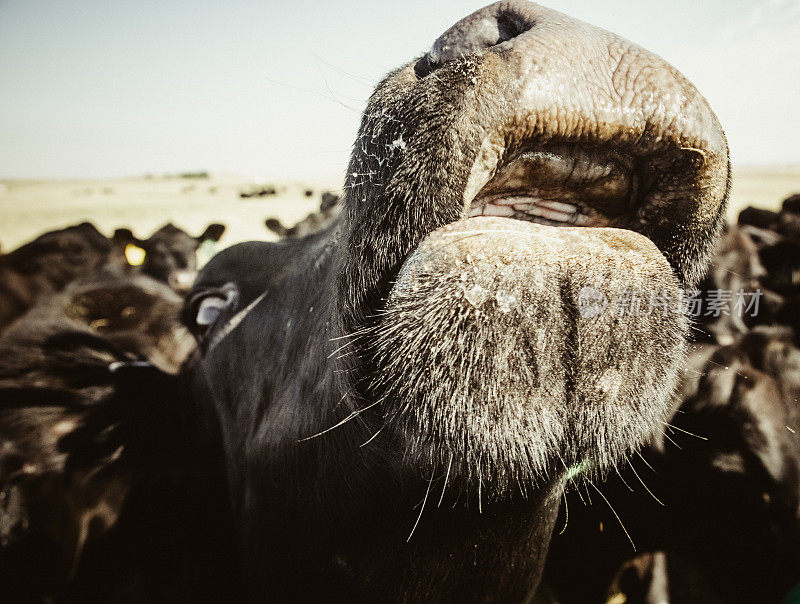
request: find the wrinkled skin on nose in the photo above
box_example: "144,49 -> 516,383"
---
339,0 -> 729,330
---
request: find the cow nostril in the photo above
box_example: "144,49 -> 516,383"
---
414,55 -> 436,79
415,6 -> 536,79
496,10 -> 532,44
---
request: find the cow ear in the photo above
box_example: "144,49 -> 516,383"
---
113,228 -> 135,245
114,228 -> 146,248
265,218 -> 287,236
198,223 -> 225,243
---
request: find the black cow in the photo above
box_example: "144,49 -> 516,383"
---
1,1 -> 736,600
653,332 -> 800,602
693,225 -> 767,344
545,329 -> 800,603
0,222 -> 225,333
759,238 -> 800,297
0,271 -> 200,599
123,223 -> 226,292
738,194 -> 800,241
176,2 -> 728,599
778,194 -> 800,240
0,223 -> 124,331
692,215 -> 800,346
265,191 -> 341,239
739,206 -> 779,231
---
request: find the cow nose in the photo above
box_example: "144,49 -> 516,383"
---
415,1 -> 537,78
168,269 -> 197,293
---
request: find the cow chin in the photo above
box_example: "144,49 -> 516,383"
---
368,216 -> 687,497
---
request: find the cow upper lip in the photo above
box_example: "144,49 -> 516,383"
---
464,142 -> 644,229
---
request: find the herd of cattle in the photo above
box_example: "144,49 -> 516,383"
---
0,197 -> 349,599
1,0 -> 800,600
0,190 -> 797,601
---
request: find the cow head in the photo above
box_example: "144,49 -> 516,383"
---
184,2 -> 729,598
117,223 -> 225,292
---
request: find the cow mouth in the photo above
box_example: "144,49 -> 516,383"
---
365,137 -> 691,493
465,143 -> 642,229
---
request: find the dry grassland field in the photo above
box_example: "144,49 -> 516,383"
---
1,167 -> 798,254
0,174 -> 340,253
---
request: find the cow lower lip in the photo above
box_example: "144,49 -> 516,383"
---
380,216 -> 685,483
439,216 -> 660,260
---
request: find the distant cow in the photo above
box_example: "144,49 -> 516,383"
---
51,271 -> 194,371
657,333 -> 800,602
0,222 -> 225,332
0,271 -> 198,599
779,194 -> 800,239
693,226 -> 767,344
0,223 -> 122,331
546,329 -> 800,603
112,222 -> 225,292
738,206 -> 779,231
265,191 -> 341,239
738,194 -> 800,240
738,198 -> 800,299
758,238 -> 800,297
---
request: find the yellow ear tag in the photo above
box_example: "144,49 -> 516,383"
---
125,243 -> 146,266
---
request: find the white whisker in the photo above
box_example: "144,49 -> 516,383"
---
589,480 -> 636,552
437,454 -> 453,507
629,460 -> 664,507
297,398 -> 381,442
558,490 -> 569,535
407,471 -> 435,542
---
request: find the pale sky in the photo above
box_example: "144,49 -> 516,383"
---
1,0 -> 798,180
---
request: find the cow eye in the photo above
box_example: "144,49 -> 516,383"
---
196,295 -> 226,327
186,287 -> 235,341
